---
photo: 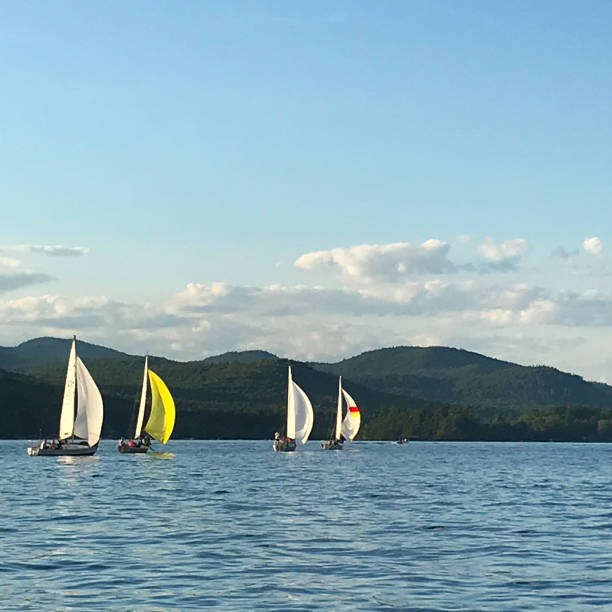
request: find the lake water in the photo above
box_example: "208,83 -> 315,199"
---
2,440 -> 612,610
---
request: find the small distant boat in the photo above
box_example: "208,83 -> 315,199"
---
27,336 -> 104,456
273,366 -> 314,452
118,355 -> 175,453
321,376 -> 361,450
396,436 -> 409,445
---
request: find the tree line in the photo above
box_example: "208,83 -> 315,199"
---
361,404 -> 612,442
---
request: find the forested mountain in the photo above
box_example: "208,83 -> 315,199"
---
202,350 -> 277,365
3,338 -> 612,441
0,368 -> 62,437
312,346 -> 612,411
0,343 -> 424,439
0,337 -> 128,372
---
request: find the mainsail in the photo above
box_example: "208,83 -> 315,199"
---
286,367 -> 296,440
288,367 -> 314,445
334,377 -> 343,440
73,357 -> 104,446
58,338 -> 77,440
145,369 -> 175,444
134,356 -> 149,438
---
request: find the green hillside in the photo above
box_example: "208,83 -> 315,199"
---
202,350 -> 277,365
313,346 -> 612,411
0,337 -> 128,372
4,338 -> 612,441
0,347 -> 424,439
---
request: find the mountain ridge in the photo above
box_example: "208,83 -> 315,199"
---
2,338 -> 612,441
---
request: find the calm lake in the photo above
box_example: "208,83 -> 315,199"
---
2,440 -> 612,610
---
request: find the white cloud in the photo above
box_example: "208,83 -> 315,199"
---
296,237 -> 530,283
294,239 -> 455,279
2,244 -> 89,257
0,278 -> 596,360
479,237 -> 527,263
0,256 -> 21,270
583,236 -> 603,255
2,233 -> 612,381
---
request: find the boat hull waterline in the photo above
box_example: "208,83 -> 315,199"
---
28,336 -> 104,457
273,438 -> 296,452
118,356 -> 175,453
27,441 -> 98,456
321,440 -> 343,450
118,438 -> 151,453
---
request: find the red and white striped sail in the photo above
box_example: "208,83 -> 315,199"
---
341,385 -> 361,442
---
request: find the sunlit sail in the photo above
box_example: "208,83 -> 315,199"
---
273,366 -> 314,452
28,336 -> 104,456
322,377 -> 361,450
118,356 -> 176,453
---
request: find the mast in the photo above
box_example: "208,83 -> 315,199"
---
72,335 -> 77,438
134,355 -> 148,438
335,376 -> 343,440
286,366 -> 296,439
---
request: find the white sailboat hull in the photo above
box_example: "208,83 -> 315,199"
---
28,337 -> 104,458
27,440 -> 98,456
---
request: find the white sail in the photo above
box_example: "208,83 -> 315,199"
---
292,380 -> 314,445
134,356 -> 148,438
341,388 -> 361,442
58,338 -> 77,440
286,367 -> 296,440
73,357 -> 104,446
335,377 -> 343,440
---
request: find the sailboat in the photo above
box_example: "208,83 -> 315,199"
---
321,376 -> 361,450
118,355 -> 175,453
273,366 -> 314,452
27,336 -> 104,456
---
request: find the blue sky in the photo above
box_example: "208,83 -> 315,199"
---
2,1 -> 612,381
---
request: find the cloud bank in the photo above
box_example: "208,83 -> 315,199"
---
3,235 -> 612,382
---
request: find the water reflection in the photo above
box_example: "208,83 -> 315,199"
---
148,451 -> 176,459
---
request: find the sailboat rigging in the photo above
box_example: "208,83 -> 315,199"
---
118,355 -> 175,453
321,376 -> 361,450
27,336 -> 104,456
273,366 -> 314,452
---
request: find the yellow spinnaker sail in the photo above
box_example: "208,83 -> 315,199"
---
145,369 -> 176,444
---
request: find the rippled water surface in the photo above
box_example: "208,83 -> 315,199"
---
2,440 -> 612,610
